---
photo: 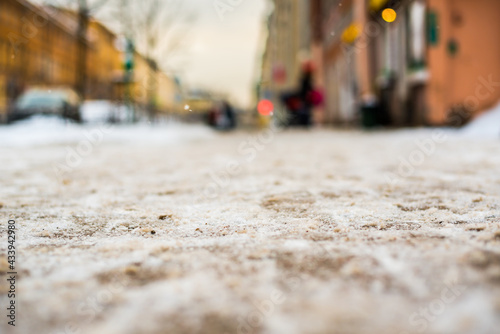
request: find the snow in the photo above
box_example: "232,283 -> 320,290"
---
80,100 -> 116,123
462,101 -> 500,139
1,115 -> 499,334
0,115 -> 214,148
81,100 -> 135,124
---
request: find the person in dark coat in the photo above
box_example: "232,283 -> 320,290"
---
222,101 -> 236,130
297,64 -> 314,126
280,61 -> 320,127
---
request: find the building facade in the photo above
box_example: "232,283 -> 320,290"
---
0,0 -> 78,113
305,0 -> 500,126
259,0 -> 311,119
426,0 -> 500,125
0,0 -> 183,117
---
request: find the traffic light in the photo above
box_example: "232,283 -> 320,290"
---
124,39 -> 134,71
124,53 -> 134,71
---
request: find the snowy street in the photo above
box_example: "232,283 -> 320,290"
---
1,117 -> 499,334
3,0 -> 500,332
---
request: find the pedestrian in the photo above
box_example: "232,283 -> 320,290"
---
297,62 -> 314,126
280,61 -> 323,127
222,100 -> 236,130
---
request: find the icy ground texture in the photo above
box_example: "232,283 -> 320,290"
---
1,120 -> 500,334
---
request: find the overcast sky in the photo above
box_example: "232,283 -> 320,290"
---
174,0 -> 269,107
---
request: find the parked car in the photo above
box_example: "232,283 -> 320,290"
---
7,88 -> 82,123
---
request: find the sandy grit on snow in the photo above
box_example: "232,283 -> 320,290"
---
0,120 -> 500,334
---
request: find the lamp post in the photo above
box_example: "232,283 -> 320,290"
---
123,38 -> 136,122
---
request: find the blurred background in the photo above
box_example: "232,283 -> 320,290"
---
3,3 -> 500,334
258,0 -> 500,129
0,0 -> 267,127
0,0 -> 499,131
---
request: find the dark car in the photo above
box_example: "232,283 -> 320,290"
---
8,88 -> 82,123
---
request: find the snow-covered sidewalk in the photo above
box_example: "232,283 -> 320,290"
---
0,120 -> 499,334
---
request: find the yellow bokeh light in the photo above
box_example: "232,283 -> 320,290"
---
382,8 -> 397,23
341,24 -> 362,44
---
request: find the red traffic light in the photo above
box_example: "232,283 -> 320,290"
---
258,99 -> 274,116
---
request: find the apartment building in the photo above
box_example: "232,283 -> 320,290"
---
0,0 -> 183,116
312,0 -> 500,126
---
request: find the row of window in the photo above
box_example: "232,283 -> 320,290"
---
0,38 -> 76,82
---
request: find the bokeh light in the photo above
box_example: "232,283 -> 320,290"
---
257,99 -> 274,116
382,8 -> 397,23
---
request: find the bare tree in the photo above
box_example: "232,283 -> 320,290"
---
42,0 -> 193,110
116,0 -> 195,120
